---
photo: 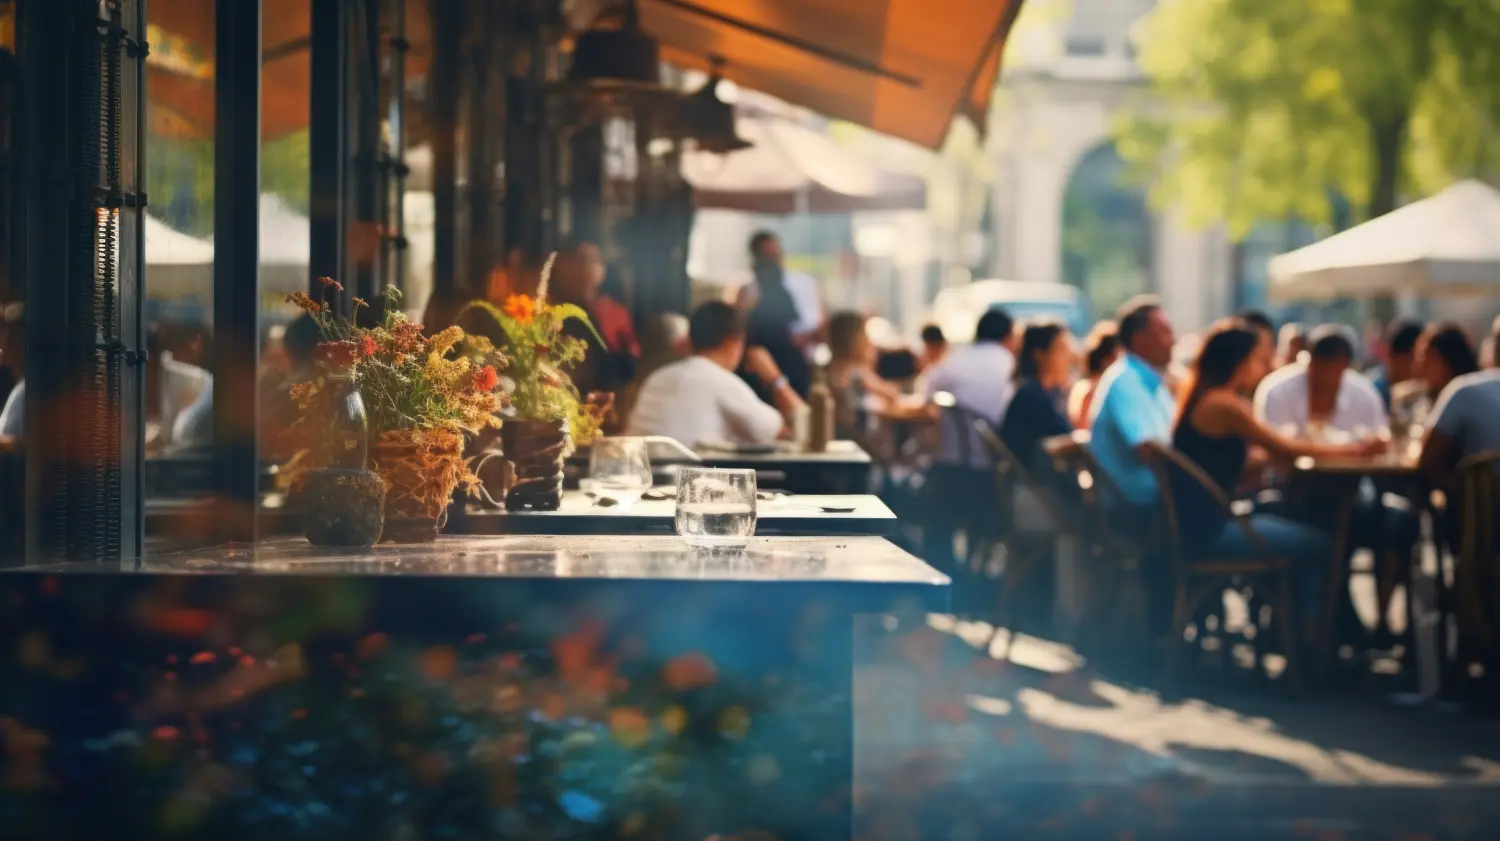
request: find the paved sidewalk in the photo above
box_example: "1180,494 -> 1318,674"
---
852,614 -> 1500,839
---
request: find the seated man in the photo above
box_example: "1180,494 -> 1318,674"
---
1089,296 -> 1177,519
1421,366 -> 1500,495
627,301 -> 804,447
1255,325 -> 1386,435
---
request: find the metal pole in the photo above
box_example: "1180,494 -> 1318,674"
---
430,0 -> 460,303
352,0 -> 380,303
17,0 -> 73,563
122,0 -> 149,560
212,0 -> 262,544
389,0 -> 409,293
310,0 -> 347,304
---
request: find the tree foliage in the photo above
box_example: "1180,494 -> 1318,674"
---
1116,0 -> 1500,238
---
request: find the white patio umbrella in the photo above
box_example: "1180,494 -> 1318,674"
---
144,216 -> 215,265
1269,179 -> 1500,301
681,114 -> 925,214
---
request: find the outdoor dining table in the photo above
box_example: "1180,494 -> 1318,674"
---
452,490 -> 896,536
0,535 -> 949,840
1290,446 -> 1424,679
566,440 -> 874,495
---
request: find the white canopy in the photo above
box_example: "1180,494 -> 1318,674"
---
1269,179 -> 1500,301
681,115 -> 925,214
258,193 -> 311,266
144,216 -> 214,265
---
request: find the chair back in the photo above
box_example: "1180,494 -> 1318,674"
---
935,399 -> 994,471
974,421 -> 1071,532
1456,449 -> 1500,646
1142,440 -> 1271,567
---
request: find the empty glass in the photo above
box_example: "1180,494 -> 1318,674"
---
675,467 -> 757,544
585,437 -> 653,506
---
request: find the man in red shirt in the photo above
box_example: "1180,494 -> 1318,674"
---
553,240 -> 640,402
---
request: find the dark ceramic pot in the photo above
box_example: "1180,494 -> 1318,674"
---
499,418 -> 569,512
300,468 -> 386,548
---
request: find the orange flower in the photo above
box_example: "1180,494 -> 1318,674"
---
473,364 -> 500,392
319,276 -> 344,292
503,294 -> 536,324
359,335 -> 378,358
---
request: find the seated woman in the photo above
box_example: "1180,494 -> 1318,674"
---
1171,322 -> 1385,641
1068,321 -> 1120,428
1000,320 -> 1076,475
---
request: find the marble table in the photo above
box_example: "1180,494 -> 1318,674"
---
0,536 -> 947,840
453,492 -> 897,536
567,440 -> 875,494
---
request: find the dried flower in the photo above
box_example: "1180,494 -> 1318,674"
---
313,340 -> 360,371
359,335 -> 378,358
287,291 -> 322,314
504,295 -> 537,324
352,297 -> 369,310
430,325 -> 464,355
319,276 -> 344,292
473,365 -> 500,392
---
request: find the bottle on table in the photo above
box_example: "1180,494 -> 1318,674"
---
806,368 -> 834,454
325,371 -> 369,469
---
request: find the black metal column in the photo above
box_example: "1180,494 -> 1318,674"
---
17,0 -> 141,563
310,0 -> 347,302
212,0 -> 261,544
350,0 -> 381,302
464,0 -> 494,296
383,0 -> 410,293
119,0 -> 148,560
429,0 -> 461,303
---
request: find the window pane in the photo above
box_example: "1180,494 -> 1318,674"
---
143,0 -> 217,543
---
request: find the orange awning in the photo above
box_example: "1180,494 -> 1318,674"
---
638,0 -> 1025,149
145,0 -> 1021,149
147,0 -> 431,141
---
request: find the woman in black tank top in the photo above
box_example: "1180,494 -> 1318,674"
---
1171,322 -> 1389,637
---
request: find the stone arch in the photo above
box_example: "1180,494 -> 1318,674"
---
1060,141 -> 1154,317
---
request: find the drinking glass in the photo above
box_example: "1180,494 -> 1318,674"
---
586,437 -> 653,505
675,467 -> 757,544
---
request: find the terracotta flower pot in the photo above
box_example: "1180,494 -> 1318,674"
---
370,429 -> 466,543
500,418 -> 569,512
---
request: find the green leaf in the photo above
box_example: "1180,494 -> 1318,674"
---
548,303 -> 606,347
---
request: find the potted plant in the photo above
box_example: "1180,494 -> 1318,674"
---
287,279 -> 507,542
460,254 -> 606,511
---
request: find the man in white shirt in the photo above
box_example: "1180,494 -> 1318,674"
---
1420,368 -> 1500,491
1255,325 -> 1387,434
919,307 -> 1017,575
924,308 -> 1017,469
628,301 -> 805,447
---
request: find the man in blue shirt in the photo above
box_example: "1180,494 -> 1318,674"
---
1088,296 -> 1177,513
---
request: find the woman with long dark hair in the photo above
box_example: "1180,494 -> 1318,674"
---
1416,323 -> 1479,400
999,320 -> 1075,472
1068,321 -> 1120,428
1171,322 -> 1384,635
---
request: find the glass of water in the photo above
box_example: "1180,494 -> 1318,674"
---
675,467 -> 757,544
586,437 -> 653,505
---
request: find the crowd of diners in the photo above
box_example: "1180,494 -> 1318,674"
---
4,229 -> 1500,677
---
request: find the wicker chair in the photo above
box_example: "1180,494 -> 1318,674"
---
973,422 -> 1073,655
1454,450 -> 1500,689
1044,431 -> 1153,662
1143,441 -> 1304,691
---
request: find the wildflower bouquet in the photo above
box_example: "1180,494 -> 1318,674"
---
287,279 -> 507,540
288,280 -> 506,440
459,254 -> 605,446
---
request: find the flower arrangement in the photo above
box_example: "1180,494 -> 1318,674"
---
459,254 -> 606,446
285,280 -> 508,538
288,279 -> 506,441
